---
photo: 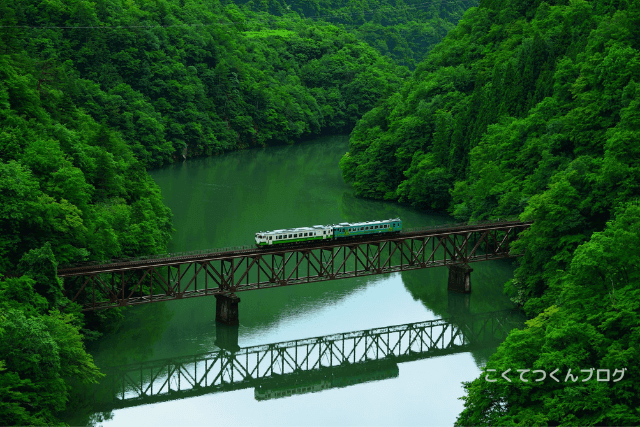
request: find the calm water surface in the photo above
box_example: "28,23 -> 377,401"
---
73,136 -> 520,426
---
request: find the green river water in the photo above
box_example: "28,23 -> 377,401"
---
70,135 -> 521,426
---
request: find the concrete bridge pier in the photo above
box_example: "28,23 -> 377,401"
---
447,264 -> 473,293
215,293 -> 241,325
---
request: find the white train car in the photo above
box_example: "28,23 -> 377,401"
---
255,225 -> 333,246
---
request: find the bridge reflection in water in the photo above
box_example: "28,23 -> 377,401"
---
96,309 -> 522,410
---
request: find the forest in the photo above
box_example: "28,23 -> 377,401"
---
1,0 -> 639,424
341,0 -> 640,423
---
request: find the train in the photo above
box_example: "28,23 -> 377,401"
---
254,218 -> 402,246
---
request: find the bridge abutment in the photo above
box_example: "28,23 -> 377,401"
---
447,264 -> 473,293
215,293 -> 241,325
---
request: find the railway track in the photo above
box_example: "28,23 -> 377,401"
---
58,219 -> 531,277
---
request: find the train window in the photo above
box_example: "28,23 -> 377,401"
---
366,227 -> 369,230
304,233 -> 308,236
289,234 -> 292,238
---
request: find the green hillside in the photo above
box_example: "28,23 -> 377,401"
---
2,0 -> 638,423
231,0 -> 478,68
340,0 -> 640,423
0,0 -> 410,423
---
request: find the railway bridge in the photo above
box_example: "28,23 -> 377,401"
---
59,219 -> 531,323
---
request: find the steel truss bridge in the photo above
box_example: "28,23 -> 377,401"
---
59,220 -> 531,312
95,310 -> 522,410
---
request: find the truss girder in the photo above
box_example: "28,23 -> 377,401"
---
61,223 -> 531,311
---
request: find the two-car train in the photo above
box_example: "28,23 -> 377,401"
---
255,218 -> 402,246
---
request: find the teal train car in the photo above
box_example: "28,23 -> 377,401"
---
255,218 -> 401,246
332,218 -> 402,239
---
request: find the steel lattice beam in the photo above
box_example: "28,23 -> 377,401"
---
60,221 -> 531,311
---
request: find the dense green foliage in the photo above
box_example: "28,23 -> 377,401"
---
458,203 -> 640,425
234,0 -> 477,68
0,51 -> 174,267
3,0 -> 412,169
340,0 -> 640,423
0,275 -> 104,425
342,0 -> 640,313
0,36 -> 171,422
3,0 -> 636,422
0,0 -> 471,422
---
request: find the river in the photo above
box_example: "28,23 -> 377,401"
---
68,135 -> 521,426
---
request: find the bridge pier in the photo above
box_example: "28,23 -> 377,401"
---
447,264 -> 473,293
215,293 -> 241,325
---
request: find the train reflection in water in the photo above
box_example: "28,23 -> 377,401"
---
254,361 -> 399,401
95,309 -> 523,410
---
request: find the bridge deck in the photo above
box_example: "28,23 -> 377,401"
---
59,220 -> 531,277
58,220 -> 532,311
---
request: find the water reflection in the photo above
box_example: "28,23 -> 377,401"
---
92,309 -> 522,412
74,136 -> 524,425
